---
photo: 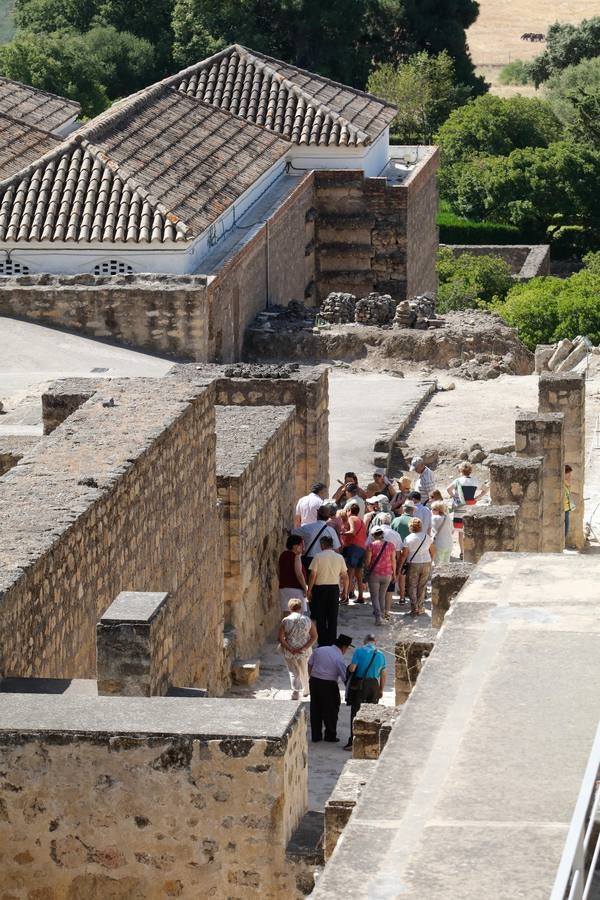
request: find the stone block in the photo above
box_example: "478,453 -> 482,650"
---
431,562 -> 475,628
395,633 -> 435,704
548,338 -> 573,371
462,505 -> 519,563
534,344 -> 555,373
324,760 -> 376,859
231,659 -> 260,685
96,592 -> 170,697
487,456 -> 543,552
515,412 -> 565,552
352,704 -> 396,759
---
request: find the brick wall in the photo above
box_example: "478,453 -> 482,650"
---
405,151 -> 439,298
0,695 -> 307,898
0,378 -> 227,694
216,406 -> 296,657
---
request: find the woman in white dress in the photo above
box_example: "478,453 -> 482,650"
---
447,462 -> 488,559
278,598 -> 317,699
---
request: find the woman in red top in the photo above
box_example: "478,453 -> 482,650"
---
341,502 -> 367,604
278,534 -> 308,614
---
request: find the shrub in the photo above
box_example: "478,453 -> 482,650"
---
496,271 -> 600,348
436,247 -> 513,312
499,60 -> 531,86
437,202 -> 524,244
583,250 -> 600,274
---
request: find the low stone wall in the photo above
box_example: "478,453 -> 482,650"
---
324,760 -> 375,860
443,244 -> 551,280
351,705 -> 396,760
0,694 -> 307,898
395,631 -> 435,705
181,363 -> 329,496
431,562 -> 475,629
0,435 -> 40,475
0,378 -> 226,694
216,406 -> 296,658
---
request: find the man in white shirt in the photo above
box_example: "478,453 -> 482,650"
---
410,456 -> 435,505
308,536 -> 349,646
294,482 -> 327,526
407,490 -> 432,534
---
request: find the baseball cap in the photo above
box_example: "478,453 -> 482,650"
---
410,457 -> 424,471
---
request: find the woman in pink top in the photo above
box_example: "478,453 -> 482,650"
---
341,502 -> 367,604
363,527 -> 396,626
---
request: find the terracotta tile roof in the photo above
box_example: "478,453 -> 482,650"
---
0,86 -> 289,244
174,45 -> 397,147
0,114 -> 60,180
0,77 -> 80,133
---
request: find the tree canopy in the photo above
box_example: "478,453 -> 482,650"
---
528,16 -> 600,86
544,56 -> 600,150
367,51 -> 471,143
435,94 -> 562,167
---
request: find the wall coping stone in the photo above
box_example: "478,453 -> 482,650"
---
515,411 -> 564,425
99,591 -> 169,625
216,405 -> 296,477
539,372 -> 585,390
462,504 -> 519,520
0,694 -> 302,741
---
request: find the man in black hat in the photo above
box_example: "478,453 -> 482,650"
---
308,634 -> 353,742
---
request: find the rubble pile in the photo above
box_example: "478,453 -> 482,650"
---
393,294 -> 437,329
535,336 -> 593,375
319,292 -> 357,324
223,363 -> 300,379
354,293 -> 396,326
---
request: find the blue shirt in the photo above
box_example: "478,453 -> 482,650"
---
351,645 -> 386,679
309,645 -> 348,682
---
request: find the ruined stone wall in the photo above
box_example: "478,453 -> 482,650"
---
183,364 -> 329,496
404,151 -> 439,298
0,274 -> 211,359
0,379 -> 226,694
313,151 -> 438,303
442,245 -> 550,280
205,174 -> 316,362
0,696 -> 307,898
216,406 -> 296,658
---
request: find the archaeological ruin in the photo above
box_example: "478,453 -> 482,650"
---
1,40 -> 600,900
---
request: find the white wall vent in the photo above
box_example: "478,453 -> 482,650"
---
93,260 -> 134,276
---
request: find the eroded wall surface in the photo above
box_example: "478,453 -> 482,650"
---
0,378 -> 226,693
0,695 -> 308,899
216,406 -> 296,657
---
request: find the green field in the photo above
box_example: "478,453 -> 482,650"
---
0,0 -> 15,44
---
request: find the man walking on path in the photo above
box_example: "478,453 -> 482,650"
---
309,634 -> 353,742
345,633 -> 387,750
294,482 -> 326,526
308,535 -> 348,645
410,457 -> 435,505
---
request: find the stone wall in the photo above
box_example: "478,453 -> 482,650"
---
0,694 -> 307,898
216,406 -> 296,658
442,244 -> 550,280
313,153 -> 438,302
0,378 -> 226,694
183,364 -> 329,497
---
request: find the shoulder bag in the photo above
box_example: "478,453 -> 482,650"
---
401,534 -> 428,576
301,523 -> 329,570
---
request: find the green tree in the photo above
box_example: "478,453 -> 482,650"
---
436,247 -> 513,312
0,29 -> 108,115
404,0 -> 483,93
95,0 -> 174,72
367,51 -> 471,143
81,26 -> 156,98
583,250 -> 600,274
497,271 -> 600,348
443,141 -> 600,241
435,94 -> 562,167
498,59 -> 530,86
15,0 -> 98,33
528,17 -> 600,86
544,57 -> 600,149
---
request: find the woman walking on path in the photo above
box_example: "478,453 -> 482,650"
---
431,501 -> 454,564
400,518 -> 435,616
278,598 -> 317,699
363,527 -> 396,626
278,535 -> 308,613
447,462 -> 488,559
341,502 -> 367,604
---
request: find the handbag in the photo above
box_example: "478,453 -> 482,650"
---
301,523 -> 329,570
401,534 -> 428,576
348,647 -> 378,695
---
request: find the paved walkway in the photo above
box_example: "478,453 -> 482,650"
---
226,596 -> 432,811
0,317 -> 171,435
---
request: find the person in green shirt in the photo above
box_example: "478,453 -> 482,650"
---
391,501 -> 416,540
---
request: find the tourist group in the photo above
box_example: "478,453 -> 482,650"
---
277,458 -> 488,749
